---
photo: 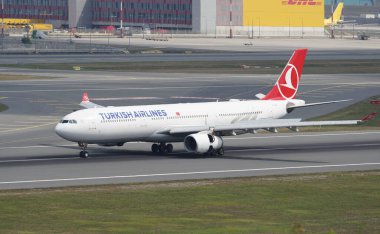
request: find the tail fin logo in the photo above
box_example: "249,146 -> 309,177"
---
82,92 -> 89,102
277,64 -> 299,99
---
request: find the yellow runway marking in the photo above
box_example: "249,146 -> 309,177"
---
0,124 -> 31,127
47,103 -> 76,106
15,121 -> 53,124
0,122 -> 57,134
0,136 -> 57,145
29,100 -> 61,103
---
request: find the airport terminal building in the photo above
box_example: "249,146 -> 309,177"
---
1,0 -> 379,37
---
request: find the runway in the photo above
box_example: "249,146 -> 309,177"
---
0,69 -> 379,189
0,131 -> 379,189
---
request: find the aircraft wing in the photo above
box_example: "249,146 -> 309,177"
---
166,113 -> 376,135
213,118 -> 359,132
79,92 -> 104,109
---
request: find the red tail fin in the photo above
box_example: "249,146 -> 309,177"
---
82,92 -> 89,102
262,49 -> 308,100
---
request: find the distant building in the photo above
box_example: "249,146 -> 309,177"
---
2,0 -> 69,27
1,0 -> 326,36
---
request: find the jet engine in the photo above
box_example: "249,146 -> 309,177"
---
184,133 -> 223,154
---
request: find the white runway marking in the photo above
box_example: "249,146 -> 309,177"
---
0,163 -> 379,185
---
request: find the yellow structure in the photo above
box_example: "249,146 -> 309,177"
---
324,2 -> 344,26
243,0 -> 324,27
0,18 -> 52,32
30,23 -> 53,32
1,18 -> 44,24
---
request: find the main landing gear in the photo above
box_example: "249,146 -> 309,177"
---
205,146 -> 224,157
151,143 -> 173,154
78,142 -> 89,158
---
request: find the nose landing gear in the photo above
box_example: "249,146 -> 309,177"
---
78,142 -> 89,158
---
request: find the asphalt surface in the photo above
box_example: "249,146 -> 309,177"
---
0,68 -> 379,189
0,132 -> 379,189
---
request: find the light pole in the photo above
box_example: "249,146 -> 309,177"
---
120,1 -> 123,38
331,2 -> 334,38
229,0 -> 233,38
1,0 -> 4,36
1,0 -> 4,52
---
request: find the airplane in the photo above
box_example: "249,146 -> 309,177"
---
55,49 -> 375,158
325,2 -> 344,26
324,2 -> 355,26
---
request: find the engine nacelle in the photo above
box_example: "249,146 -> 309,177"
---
184,133 -> 223,154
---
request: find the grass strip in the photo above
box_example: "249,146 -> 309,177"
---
0,171 -> 379,233
5,59 -> 380,74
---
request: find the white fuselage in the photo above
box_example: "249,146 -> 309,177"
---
55,100 -> 289,144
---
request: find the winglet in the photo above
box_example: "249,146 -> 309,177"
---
82,92 -> 89,102
361,112 -> 377,122
370,100 -> 380,105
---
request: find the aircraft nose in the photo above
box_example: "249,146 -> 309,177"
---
54,123 -> 64,137
55,123 -> 71,140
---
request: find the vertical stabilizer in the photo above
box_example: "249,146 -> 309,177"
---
262,49 -> 308,100
324,2 -> 344,26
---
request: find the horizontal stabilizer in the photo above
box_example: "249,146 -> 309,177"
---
79,92 -> 104,109
288,99 -> 352,110
255,93 -> 265,100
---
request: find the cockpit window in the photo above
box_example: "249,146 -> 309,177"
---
60,119 -> 77,124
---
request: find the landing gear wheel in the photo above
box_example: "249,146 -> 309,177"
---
206,146 -> 216,157
159,143 -> 166,153
78,142 -> 89,158
217,147 -> 224,156
79,151 -> 89,158
151,144 -> 159,153
166,144 -> 173,153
